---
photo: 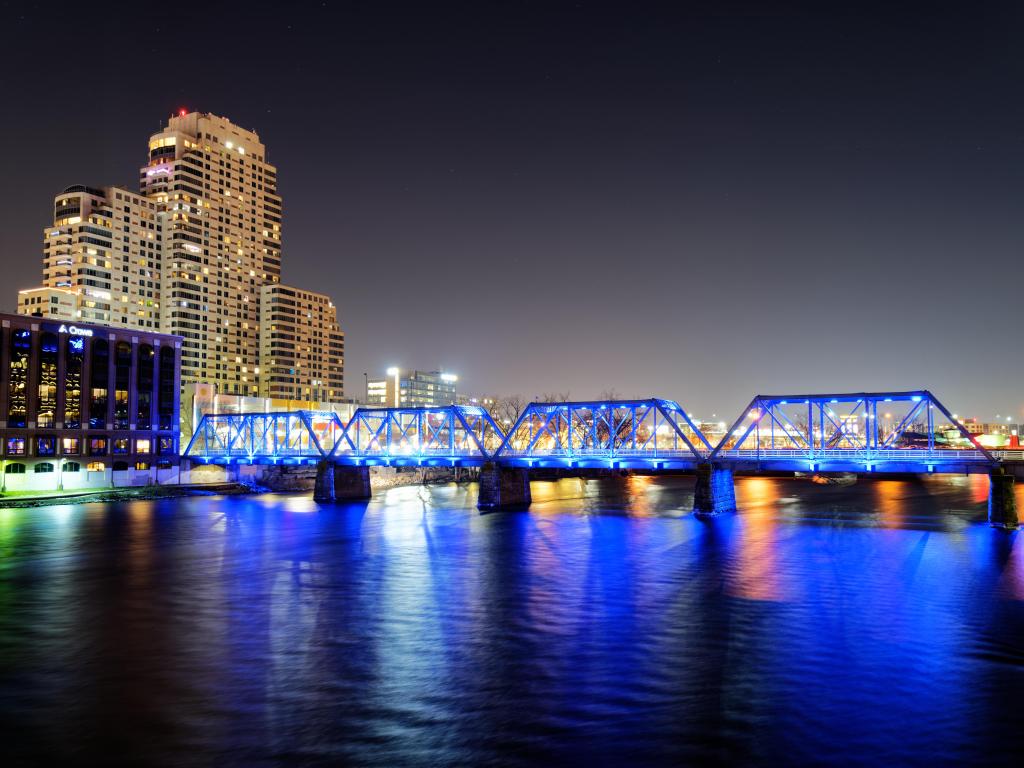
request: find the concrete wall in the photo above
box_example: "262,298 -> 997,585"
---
0,464 -> 181,492
179,461 -> 476,492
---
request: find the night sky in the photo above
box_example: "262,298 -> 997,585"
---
2,1 -> 1022,419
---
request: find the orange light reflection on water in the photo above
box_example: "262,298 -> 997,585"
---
729,476 -> 788,602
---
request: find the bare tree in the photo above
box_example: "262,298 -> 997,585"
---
539,391 -> 571,403
485,394 -> 526,429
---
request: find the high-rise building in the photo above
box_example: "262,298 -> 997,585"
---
17,110 -> 345,402
140,112 -> 282,394
25,185 -> 162,329
366,368 -> 458,408
258,283 -> 345,401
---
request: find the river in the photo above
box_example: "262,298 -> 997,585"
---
1,475 -> 1023,766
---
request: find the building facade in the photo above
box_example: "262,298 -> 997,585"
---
366,369 -> 458,408
140,112 -> 282,394
0,312 -> 181,491
22,185 -> 162,329
16,110 -> 344,403
258,284 -> 345,401
180,382 -> 357,449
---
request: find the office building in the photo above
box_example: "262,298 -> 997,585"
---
0,312 -> 181,491
366,368 -> 458,408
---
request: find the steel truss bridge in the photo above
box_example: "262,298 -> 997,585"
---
184,391 -> 1008,475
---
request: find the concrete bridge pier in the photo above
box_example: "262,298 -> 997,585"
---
988,468 -> 1018,529
693,463 -> 737,516
314,461 -> 371,503
477,462 -> 532,510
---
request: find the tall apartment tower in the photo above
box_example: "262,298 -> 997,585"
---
258,284 -> 345,401
140,112 -> 282,394
19,185 -> 162,329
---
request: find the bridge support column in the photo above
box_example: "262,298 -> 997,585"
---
314,460 -> 336,503
314,462 -> 371,502
988,469 -> 1018,529
477,463 -> 532,510
693,463 -> 736,516
334,464 -> 372,501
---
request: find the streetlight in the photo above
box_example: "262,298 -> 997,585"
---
386,367 -> 400,407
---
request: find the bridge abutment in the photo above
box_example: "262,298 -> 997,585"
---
693,463 -> 736,516
477,463 -> 532,510
988,469 -> 1018,529
314,461 -> 372,503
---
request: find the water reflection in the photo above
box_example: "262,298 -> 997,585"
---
0,475 -> 1022,766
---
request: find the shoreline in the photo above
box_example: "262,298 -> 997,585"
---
0,482 -> 260,509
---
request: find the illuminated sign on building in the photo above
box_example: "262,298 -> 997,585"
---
58,324 -> 94,337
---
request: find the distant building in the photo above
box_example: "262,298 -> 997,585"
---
180,382 -> 357,449
0,312 -> 181,491
258,284 -> 345,401
366,368 -> 458,408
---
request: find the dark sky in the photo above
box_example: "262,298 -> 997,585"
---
2,1 -> 1022,420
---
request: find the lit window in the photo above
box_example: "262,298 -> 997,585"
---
6,437 -> 26,456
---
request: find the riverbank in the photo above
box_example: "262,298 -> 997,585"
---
0,482 -> 260,509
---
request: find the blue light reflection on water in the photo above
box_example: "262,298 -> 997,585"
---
1,476 -> 1023,766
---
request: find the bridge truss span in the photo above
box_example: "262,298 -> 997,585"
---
338,405 -> 505,465
493,398 -> 713,468
710,390 -> 997,473
184,410 -> 347,463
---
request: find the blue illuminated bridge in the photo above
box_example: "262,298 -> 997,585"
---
183,391 -> 1021,525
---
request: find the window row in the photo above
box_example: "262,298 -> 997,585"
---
3,331 -> 176,430
4,461 -> 154,474
5,436 -> 176,457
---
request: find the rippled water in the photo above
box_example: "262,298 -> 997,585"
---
1,475 -> 1023,766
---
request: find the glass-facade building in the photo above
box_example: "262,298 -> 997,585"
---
366,369 -> 458,408
0,312 -> 181,490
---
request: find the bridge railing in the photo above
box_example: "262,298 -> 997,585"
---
715,448 -> 993,462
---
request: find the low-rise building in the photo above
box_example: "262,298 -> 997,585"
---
0,312 -> 181,491
180,382 -> 357,448
366,368 -> 458,408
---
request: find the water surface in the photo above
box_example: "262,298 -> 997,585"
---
1,475 -> 1023,766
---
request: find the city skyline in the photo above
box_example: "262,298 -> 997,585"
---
2,2 -> 1023,418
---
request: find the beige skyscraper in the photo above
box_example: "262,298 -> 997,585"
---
140,112 -> 282,394
19,185 -> 161,329
258,283 -> 345,401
